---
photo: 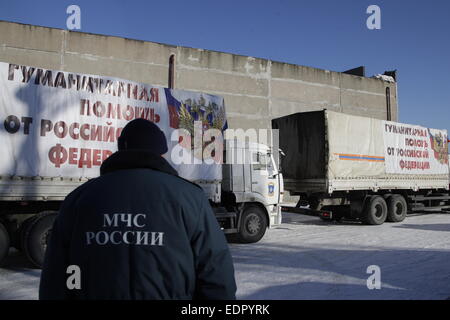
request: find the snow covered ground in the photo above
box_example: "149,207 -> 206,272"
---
1,211 -> 449,300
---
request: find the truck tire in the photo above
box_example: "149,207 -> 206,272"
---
0,221 -> 10,267
362,196 -> 387,225
14,215 -> 37,251
236,205 -> 267,243
386,195 -> 407,223
22,211 -> 57,268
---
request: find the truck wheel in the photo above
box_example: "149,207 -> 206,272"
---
22,212 -> 57,268
386,195 -> 407,223
362,196 -> 387,225
14,216 -> 37,251
237,205 -> 267,243
0,222 -> 10,267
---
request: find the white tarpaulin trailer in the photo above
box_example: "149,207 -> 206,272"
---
273,110 -> 450,226
273,110 -> 449,194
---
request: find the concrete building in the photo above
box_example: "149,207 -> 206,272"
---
0,20 -> 398,132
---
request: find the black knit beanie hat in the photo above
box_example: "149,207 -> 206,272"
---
118,118 -> 168,155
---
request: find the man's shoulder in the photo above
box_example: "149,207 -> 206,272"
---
64,177 -> 100,203
68,169 -> 206,204
154,170 -> 207,200
171,175 -> 203,192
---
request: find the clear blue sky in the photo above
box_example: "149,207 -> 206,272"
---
1,0 -> 449,132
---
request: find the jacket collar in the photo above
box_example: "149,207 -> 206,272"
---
100,150 -> 178,177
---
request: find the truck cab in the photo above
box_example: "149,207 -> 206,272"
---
213,140 -> 283,243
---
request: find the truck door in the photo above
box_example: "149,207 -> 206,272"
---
267,153 -> 280,204
251,151 -> 279,204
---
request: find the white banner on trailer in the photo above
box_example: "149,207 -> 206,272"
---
382,121 -> 448,175
326,111 -> 448,181
0,62 -> 227,180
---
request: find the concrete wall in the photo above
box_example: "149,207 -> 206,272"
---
0,20 -> 398,132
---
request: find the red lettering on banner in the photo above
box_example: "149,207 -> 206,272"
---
48,144 -> 68,168
48,145 -> 113,168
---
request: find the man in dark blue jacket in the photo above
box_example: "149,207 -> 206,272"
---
39,119 -> 236,300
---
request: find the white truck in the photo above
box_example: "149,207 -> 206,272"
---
0,61 -> 283,267
272,110 -> 450,224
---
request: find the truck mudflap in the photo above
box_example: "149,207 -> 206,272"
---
281,206 -> 334,221
268,204 -> 283,228
269,205 -> 283,228
214,211 -> 238,234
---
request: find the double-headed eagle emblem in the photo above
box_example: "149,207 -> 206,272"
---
428,128 -> 449,165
